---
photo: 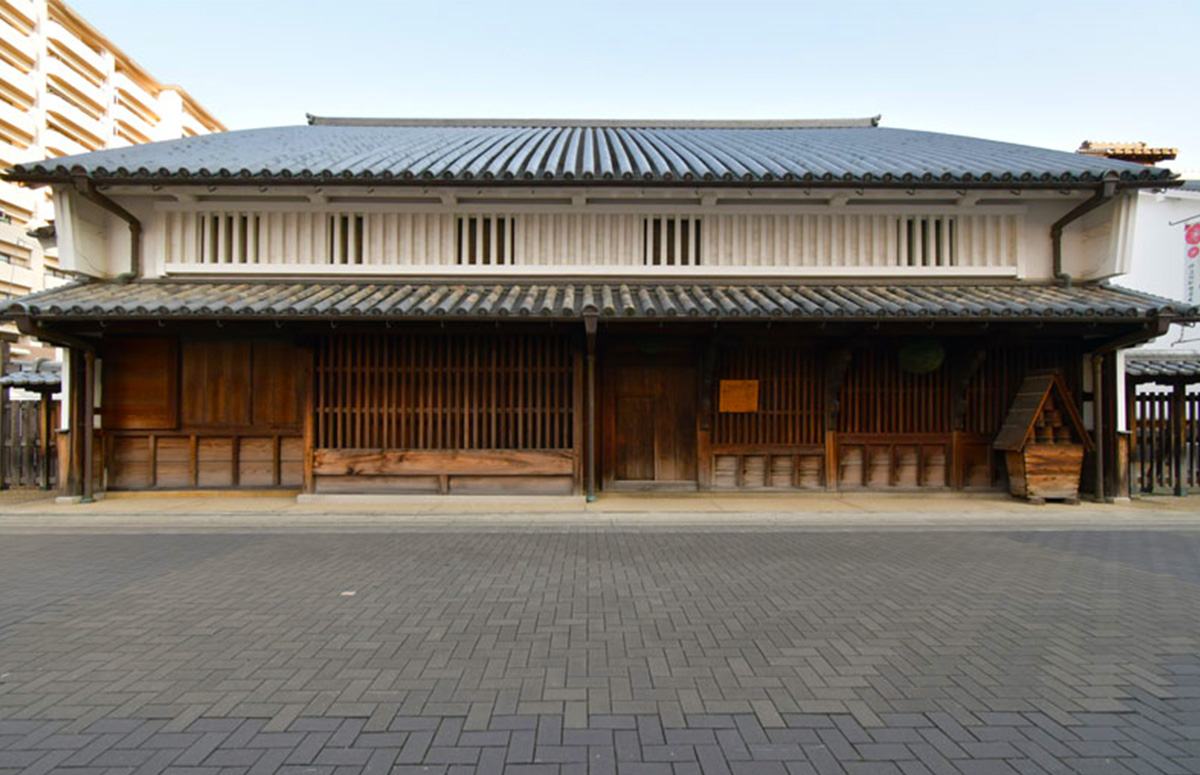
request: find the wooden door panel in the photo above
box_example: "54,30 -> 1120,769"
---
101,337 -> 178,430
615,396 -> 656,480
181,340 -> 253,428
656,367 -> 697,481
608,361 -> 697,484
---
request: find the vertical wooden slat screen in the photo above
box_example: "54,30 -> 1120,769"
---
315,333 -> 574,450
962,345 -> 1081,437
713,347 -> 822,445
1131,388 -> 1200,494
838,349 -> 953,434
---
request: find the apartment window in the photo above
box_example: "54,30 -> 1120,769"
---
456,215 -> 514,266
643,216 -> 701,266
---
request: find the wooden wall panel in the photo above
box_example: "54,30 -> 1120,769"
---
963,345 -> 1081,438
181,340 -> 253,428
101,337 -> 177,429
713,346 -> 822,446
251,341 -> 306,429
838,349 -> 953,434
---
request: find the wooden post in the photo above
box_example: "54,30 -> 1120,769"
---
302,343 -> 316,493
0,339 -> 8,490
38,392 -> 51,490
66,350 -> 84,497
822,347 -> 852,491
571,347 -> 584,495
696,340 -> 716,490
81,349 -> 95,502
1173,382 -> 1185,497
584,314 -> 597,502
1092,353 -> 1105,502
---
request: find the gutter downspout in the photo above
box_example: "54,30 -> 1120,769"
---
1051,180 -> 1117,287
72,176 -> 141,281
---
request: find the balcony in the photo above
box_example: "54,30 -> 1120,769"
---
112,70 -> 158,119
0,180 -> 37,217
44,92 -> 105,147
0,96 -> 34,146
0,56 -> 34,107
114,102 -> 154,143
0,0 -> 37,31
42,126 -> 89,157
45,55 -> 105,115
0,19 -> 35,69
45,20 -> 105,82
0,137 -> 37,166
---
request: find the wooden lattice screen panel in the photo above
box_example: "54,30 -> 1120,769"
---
713,346 -> 822,446
838,349 -> 953,434
963,345 -> 1081,437
315,333 -> 575,451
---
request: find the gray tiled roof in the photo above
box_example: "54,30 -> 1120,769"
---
1126,351 -> 1200,379
3,117 -> 1174,188
0,360 -> 61,390
2,280 -> 1192,323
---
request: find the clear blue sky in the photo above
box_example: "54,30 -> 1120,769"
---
74,0 -> 1200,170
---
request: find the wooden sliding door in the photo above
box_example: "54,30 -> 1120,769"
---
603,345 -> 698,490
311,332 -> 580,494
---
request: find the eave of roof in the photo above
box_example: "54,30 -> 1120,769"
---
3,279 -> 1193,324
1125,350 -> 1200,379
3,119 -> 1177,189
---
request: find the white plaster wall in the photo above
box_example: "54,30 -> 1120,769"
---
1121,187 -> 1200,351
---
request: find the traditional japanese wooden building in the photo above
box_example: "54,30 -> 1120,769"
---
1,116 -> 1195,501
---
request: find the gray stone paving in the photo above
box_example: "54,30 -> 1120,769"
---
1,528 -> 1199,774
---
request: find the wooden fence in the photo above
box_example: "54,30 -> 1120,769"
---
1131,389 -> 1199,494
1,399 -> 57,489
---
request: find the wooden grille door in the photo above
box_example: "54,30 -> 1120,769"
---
609,362 -> 698,487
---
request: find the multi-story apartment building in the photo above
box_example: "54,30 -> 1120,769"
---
2,116 -> 1197,503
0,0 -> 221,347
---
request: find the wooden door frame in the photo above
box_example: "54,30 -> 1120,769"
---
600,336 -> 703,491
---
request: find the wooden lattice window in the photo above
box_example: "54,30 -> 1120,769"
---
643,216 -> 701,266
456,215 -> 514,265
328,213 -> 365,265
713,347 -> 822,446
315,333 -> 575,451
898,215 -> 957,267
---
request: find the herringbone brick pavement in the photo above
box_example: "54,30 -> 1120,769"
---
0,528 -> 1198,774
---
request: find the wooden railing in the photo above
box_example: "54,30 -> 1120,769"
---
1131,390 -> 1199,494
1,399 -> 56,489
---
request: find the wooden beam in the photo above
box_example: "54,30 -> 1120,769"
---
312,449 -> 575,477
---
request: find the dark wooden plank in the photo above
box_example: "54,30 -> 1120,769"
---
312,448 -> 576,476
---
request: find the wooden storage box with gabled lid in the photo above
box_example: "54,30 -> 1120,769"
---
993,372 -> 1093,503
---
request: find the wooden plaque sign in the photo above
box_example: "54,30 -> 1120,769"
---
718,379 -> 759,413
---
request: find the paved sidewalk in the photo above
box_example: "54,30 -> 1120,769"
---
1,520 -> 1200,773
0,491 -> 1197,532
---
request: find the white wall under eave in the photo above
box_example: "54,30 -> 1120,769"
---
1057,192 -> 1140,283
1121,188 -> 1200,352
54,186 -> 159,279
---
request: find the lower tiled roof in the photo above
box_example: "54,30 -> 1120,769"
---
1126,351 -> 1200,379
0,360 -> 61,390
2,280 -> 1193,323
